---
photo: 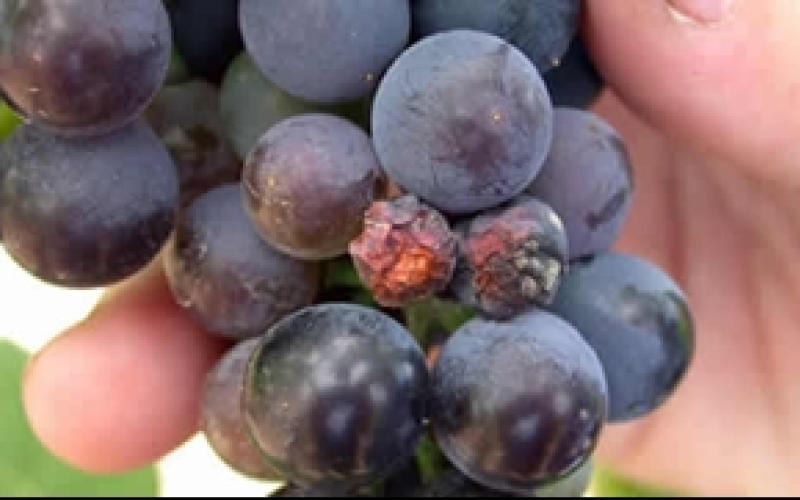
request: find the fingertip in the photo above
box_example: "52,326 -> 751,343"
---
23,267 -> 229,473
585,0 -> 800,178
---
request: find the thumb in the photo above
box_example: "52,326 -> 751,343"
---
585,0 -> 800,181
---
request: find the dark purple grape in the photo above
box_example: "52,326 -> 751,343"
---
165,184 -> 320,340
1,121 -> 178,288
450,196 -> 568,319
430,311 -> 607,494
244,304 -> 428,493
543,37 -> 605,109
532,458 -> 593,497
0,0 -> 171,137
525,108 -> 634,260
242,114 -> 381,260
411,0 -> 581,73
413,468 -> 514,497
202,338 -> 283,480
550,253 -> 694,422
349,195 -> 458,308
144,80 -> 241,205
166,0 -> 244,84
372,30 -> 553,214
239,0 -> 410,104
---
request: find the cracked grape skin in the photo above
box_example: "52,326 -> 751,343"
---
526,108 -> 634,261
242,114 -> 381,261
372,30 -> 553,215
164,184 -> 320,340
202,338 -> 283,480
450,196 -> 568,320
239,0 -> 410,104
0,120 -> 178,288
0,0 -> 171,137
244,303 -> 428,493
430,311 -> 607,494
411,0 -> 581,74
550,252 -> 695,423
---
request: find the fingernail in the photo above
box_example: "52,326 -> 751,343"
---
666,0 -> 735,26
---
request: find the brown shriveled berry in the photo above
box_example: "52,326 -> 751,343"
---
349,195 -> 457,308
451,196 -> 568,319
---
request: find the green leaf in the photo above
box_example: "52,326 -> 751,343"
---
592,465 -> 682,497
0,340 -> 159,496
0,101 -> 21,140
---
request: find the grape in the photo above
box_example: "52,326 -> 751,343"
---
543,37 -> 605,109
239,0 -> 410,104
414,468 -> 513,497
526,108 -> 634,260
1,121 -> 178,288
450,196 -> 568,320
411,0 -> 580,73
550,253 -> 694,422
430,311 -> 607,494
144,80 -> 241,205
165,0 -> 244,84
244,303 -> 428,492
0,0 -> 171,137
220,53 -> 371,161
349,195 -> 458,308
532,459 -> 593,497
202,338 -> 283,480
164,184 -> 320,340
242,114 -> 381,260
372,30 -> 553,214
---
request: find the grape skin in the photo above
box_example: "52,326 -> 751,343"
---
239,0 -> 410,104
526,108 -> 634,260
244,304 -> 428,493
412,0 -> 581,73
372,30 -> 553,214
1,121 -> 178,288
243,114 -> 381,261
550,252 -> 695,422
202,338 -> 283,480
0,0 -> 171,137
164,184 -> 320,340
430,311 -> 607,494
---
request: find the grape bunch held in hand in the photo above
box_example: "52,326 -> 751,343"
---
0,0 -> 694,497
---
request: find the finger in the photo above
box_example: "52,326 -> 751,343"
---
23,262 -> 229,473
585,0 -> 800,181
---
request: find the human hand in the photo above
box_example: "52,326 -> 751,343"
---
20,0 -> 800,495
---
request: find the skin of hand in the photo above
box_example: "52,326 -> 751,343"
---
18,0 -> 800,495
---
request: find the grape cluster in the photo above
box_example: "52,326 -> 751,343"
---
0,0 -> 694,497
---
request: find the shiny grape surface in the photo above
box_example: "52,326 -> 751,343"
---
202,338 -> 283,480
240,0 -> 410,104
551,252 -> 694,422
0,0 -> 171,137
244,304 -> 428,492
372,30 -> 553,214
243,114 -> 381,260
164,184 -> 320,340
430,311 -> 607,494
1,121 -> 178,287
